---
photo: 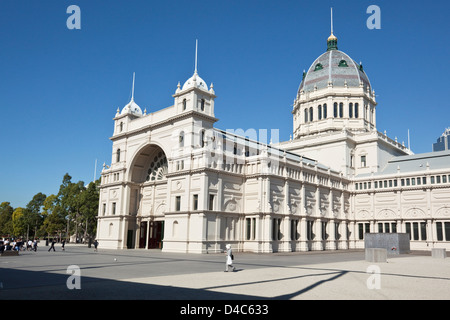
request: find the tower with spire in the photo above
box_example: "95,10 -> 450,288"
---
173,40 -> 216,118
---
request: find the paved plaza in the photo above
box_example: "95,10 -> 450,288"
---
0,244 -> 449,301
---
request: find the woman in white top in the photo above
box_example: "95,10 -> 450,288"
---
225,244 -> 235,272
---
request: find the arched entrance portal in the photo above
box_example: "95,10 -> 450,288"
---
130,144 -> 168,249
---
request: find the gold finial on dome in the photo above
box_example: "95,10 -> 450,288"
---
327,8 -> 338,51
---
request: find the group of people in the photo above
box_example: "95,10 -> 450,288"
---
0,238 -> 100,253
0,238 -> 38,253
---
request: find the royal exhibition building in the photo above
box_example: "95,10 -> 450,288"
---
95,28 -> 450,254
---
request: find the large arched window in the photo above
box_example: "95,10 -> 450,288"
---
339,103 -> 344,118
323,103 -> 327,119
145,151 -> 168,182
334,102 -> 338,118
318,105 -> 322,120
309,107 -> 313,122
355,103 -> 359,118
304,108 -> 308,123
349,103 -> 353,118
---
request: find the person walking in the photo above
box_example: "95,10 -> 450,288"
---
33,239 -> 38,252
93,239 -> 99,252
61,239 -> 66,251
224,244 -> 236,272
48,239 -> 56,252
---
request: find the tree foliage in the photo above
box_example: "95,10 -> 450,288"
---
0,173 -> 99,242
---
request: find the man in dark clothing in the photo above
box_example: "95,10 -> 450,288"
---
48,239 -> 56,252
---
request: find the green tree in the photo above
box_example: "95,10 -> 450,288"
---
80,180 -> 100,242
12,207 -> 28,237
25,192 -> 46,238
0,202 -> 14,236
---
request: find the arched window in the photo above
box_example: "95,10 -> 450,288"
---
200,99 -> 205,111
309,107 -> 313,122
120,122 -> 123,132
323,103 -> 327,119
334,102 -> 338,117
318,105 -> 322,120
183,99 -> 187,110
304,108 -> 308,123
116,149 -> 121,163
349,103 -> 353,118
355,103 -> 359,118
179,131 -> 184,148
339,103 -> 343,118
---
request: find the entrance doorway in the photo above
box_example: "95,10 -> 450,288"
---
139,222 -> 147,248
148,221 -> 164,249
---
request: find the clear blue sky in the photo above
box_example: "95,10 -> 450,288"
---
1,0 -> 449,208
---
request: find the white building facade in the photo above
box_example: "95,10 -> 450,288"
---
96,32 -> 450,253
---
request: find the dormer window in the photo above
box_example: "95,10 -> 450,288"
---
314,63 -> 323,71
338,59 -> 348,67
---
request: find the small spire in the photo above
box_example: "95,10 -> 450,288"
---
327,7 -> 338,51
131,72 -> 135,101
194,39 -> 198,74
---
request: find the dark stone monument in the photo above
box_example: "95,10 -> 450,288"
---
364,233 -> 410,255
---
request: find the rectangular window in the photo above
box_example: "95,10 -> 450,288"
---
443,175 -> 447,183
378,223 -> 383,233
392,223 -> 397,233
335,222 -> 340,240
423,177 -> 427,185
394,179 -> 398,187
384,222 -> 390,233
272,218 -> 281,241
420,222 -> 427,241
405,222 -> 411,240
112,202 -> 116,215
417,177 -> 421,185
436,222 -> 443,241
193,194 -> 198,211
103,203 -> 106,216
209,194 -> 215,211
246,218 -> 251,240
411,178 -> 416,186
413,222 -> 419,240
436,175 -> 441,184
358,223 -> 364,240
307,220 -> 314,240
175,196 -> 181,211
361,156 -> 367,167
253,218 -> 256,240
291,220 -> 299,240
384,180 -> 387,188
374,181 -> 378,188
401,179 -> 405,186
322,221 -> 328,240
445,222 -> 450,241
406,178 -> 410,186
431,176 -> 435,184
389,180 -> 393,187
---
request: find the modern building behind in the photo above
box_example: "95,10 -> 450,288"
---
433,128 -> 450,152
